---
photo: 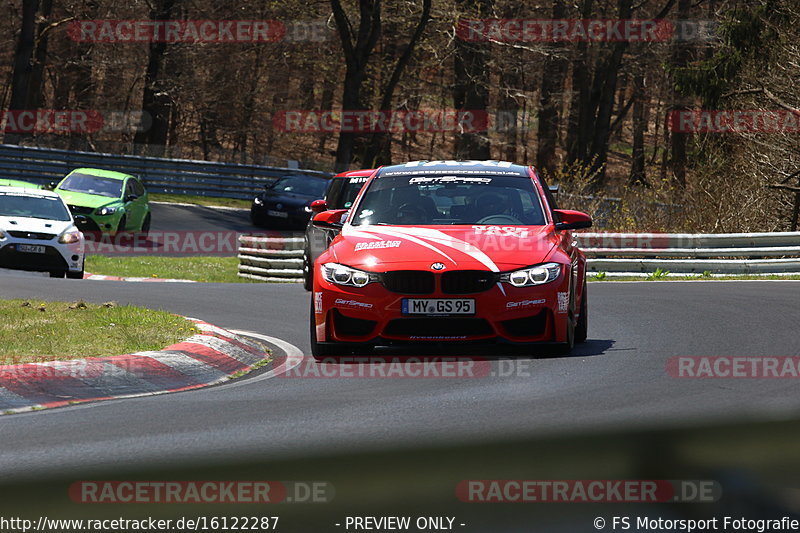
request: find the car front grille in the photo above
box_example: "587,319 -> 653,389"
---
68,205 -> 94,215
381,270 -> 435,294
384,317 -> 494,338
441,270 -> 497,294
7,231 -> 56,240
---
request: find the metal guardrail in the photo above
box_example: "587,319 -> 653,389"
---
238,231 -> 800,283
0,144 -> 332,199
577,231 -> 800,275
238,234 -> 305,282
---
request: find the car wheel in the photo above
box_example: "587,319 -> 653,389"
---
302,249 -> 313,291
116,215 -> 127,235
66,268 -> 84,280
141,213 -> 151,236
575,280 -> 588,344
250,209 -> 266,228
49,270 -> 65,278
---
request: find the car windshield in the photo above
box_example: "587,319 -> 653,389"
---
350,174 -> 546,226
268,175 -> 328,197
0,193 -> 71,221
58,173 -> 123,198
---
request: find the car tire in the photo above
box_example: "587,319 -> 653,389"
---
575,279 -> 588,344
250,210 -> 266,228
141,213 -> 151,236
66,268 -> 84,280
49,270 -> 65,278
116,215 -> 127,235
302,249 -> 313,291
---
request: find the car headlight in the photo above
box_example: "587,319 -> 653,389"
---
303,205 -> 312,213
96,206 -> 117,216
253,197 -> 264,205
500,262 -> 562,287
321,263 -> 378,288
58,230 -> 82,244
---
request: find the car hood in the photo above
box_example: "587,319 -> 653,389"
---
56,189 -> 121,209
331,225 -> 559,271
0,215 -> 74,235
260,190 -> 317,207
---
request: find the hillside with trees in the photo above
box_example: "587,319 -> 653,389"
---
2,0 -> 798,231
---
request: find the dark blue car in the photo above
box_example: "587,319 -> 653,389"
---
250,174 -> 330,229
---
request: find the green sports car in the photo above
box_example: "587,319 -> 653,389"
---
54,168 -> 151,235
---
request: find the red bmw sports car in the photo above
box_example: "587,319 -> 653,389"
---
310,160 -> 592,357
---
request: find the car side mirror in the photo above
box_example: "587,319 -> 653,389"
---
553,209 -> 592,231
310,199 -> 328,214
125,194 -> 138,202
312,209 -> 347,230
46,181 -> 57,190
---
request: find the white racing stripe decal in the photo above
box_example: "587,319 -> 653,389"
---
354,226 -> 500,272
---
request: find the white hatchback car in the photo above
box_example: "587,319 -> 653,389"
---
0,185 -> 85,278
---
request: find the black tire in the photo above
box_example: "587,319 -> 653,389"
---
49,270 -> 65,278
575,279 -> 588,343
66,268 -> 84,279
140,213 -> 151,236
250,209 -> 266,228
302,249 -> 313,291
116,215 -> 127,235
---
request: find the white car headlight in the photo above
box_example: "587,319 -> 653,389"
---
58,230 -> 82,244
321,263 -> 377,288
254,197 -> 264,205
501,262 -> 562,287
96,206 -> 117,216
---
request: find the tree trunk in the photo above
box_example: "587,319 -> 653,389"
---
536,0 -> 569,173
565,0 -> 594,164
331,0 -> 382,172
133,0 -> 178,156
629,70 -> 647,186
453,0 -> 492,160
6,0 -> 41,144
669,0 -> 693,188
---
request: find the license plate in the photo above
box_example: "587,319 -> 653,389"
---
402,298 -> 475,315
267,210 -> 289,218
17,244 -> 45,254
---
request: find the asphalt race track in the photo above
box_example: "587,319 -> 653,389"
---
1,206 -> 799,530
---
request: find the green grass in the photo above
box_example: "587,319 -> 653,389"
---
0,299 -> 193,364
86,255 -> 255,283
149,193 -> 251,209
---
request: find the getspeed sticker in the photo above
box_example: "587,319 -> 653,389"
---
354,240 -> 401,251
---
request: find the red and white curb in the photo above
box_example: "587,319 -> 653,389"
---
83,273 -> 197,283
0,319 -> 270,414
